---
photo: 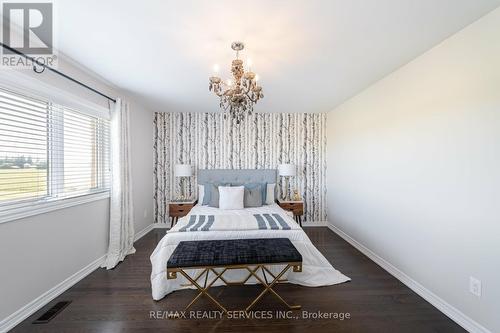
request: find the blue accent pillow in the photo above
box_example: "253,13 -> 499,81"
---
232,182 -> 267,204
201,183 -> 211,205
244,185 -> 263,207
202,182 -> 229,206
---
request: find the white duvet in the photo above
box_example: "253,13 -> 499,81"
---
150,204 -> 350,300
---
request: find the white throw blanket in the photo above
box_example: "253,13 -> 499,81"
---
150,204 -> 350,300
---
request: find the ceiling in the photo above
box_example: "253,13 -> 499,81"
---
53,0 -> 500,113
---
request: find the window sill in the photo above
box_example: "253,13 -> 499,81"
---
0,191 -> 111,224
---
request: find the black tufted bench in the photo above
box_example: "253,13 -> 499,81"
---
167,238 -> 303,313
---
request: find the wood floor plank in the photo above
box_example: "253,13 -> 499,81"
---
11,227 -> 466,333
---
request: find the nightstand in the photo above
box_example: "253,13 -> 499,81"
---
169,200 -> 196,227
277,199 -> 304,227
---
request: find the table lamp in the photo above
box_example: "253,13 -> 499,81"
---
174,164 -> 192,201
278,163 -> 296,201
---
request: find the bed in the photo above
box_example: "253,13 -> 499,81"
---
150,169 -> 350,301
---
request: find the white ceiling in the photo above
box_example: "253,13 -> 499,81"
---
54,0 -> 499,113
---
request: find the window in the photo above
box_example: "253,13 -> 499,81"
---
0,87 -> 110,219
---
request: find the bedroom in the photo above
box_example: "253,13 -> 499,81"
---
0,1 -> 499,332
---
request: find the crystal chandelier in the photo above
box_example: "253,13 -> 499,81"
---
209,41 -> 264,124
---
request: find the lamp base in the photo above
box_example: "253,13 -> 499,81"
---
281,176 -> 292,201
178,177 -> 189,201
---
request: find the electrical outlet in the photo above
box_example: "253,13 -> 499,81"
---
143,209 -> 148,219
469,277 -> 481,297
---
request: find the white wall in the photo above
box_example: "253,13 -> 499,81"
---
129,99 -> 154,232
0,56 -> 155,324
326,7 -> 500,333
0,200 -> 110,320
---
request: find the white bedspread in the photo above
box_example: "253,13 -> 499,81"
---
150,204 -> 350,300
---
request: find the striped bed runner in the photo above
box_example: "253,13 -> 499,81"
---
253,214 -> 291,230
179,215 -> 215,232
178,214 -> 292,232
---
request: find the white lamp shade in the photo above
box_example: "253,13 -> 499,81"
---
174,164 -> 192,177
278,164 -> 296,176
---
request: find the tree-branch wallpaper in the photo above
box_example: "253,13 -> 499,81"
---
153,112 -> 327,223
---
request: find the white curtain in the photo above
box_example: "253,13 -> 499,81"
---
102,98 -> 135,269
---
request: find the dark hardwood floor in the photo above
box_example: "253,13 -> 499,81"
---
12,228 -> 465,333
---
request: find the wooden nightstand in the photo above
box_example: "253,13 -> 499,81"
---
277,199 -> 304,227
169,200 -> 196,227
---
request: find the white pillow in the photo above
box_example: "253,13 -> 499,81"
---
219,186 -> 244,210
198,185 -> 205,205
266,183 -> 276,205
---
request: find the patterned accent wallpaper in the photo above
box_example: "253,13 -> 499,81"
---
153,112 -> 327,223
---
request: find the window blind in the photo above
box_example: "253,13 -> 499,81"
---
0,87 -> 110,216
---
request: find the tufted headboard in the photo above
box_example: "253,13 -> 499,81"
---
197,169 -> 277,185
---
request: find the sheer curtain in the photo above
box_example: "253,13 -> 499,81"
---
103,98 -> 135,269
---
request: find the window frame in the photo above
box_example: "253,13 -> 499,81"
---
0,81 -> 111,224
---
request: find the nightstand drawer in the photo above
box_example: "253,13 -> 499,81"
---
278,202 -> 304,215
169,203 -> 195,217
280,203 -> 299,210
277,200 -> 304,227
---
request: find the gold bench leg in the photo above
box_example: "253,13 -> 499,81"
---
178,269 -> 228,313
245,264 -> 301,312
168,263 -> 301,314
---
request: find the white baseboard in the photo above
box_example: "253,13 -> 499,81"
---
134,223 -> 155,241
302,220 -> 327,227
1,223 -> 160,333
327,222 -> 491,333
0,254 -> 106,333
153,222 -> 170,229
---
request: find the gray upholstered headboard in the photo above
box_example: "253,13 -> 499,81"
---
197,169 -> 277,185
